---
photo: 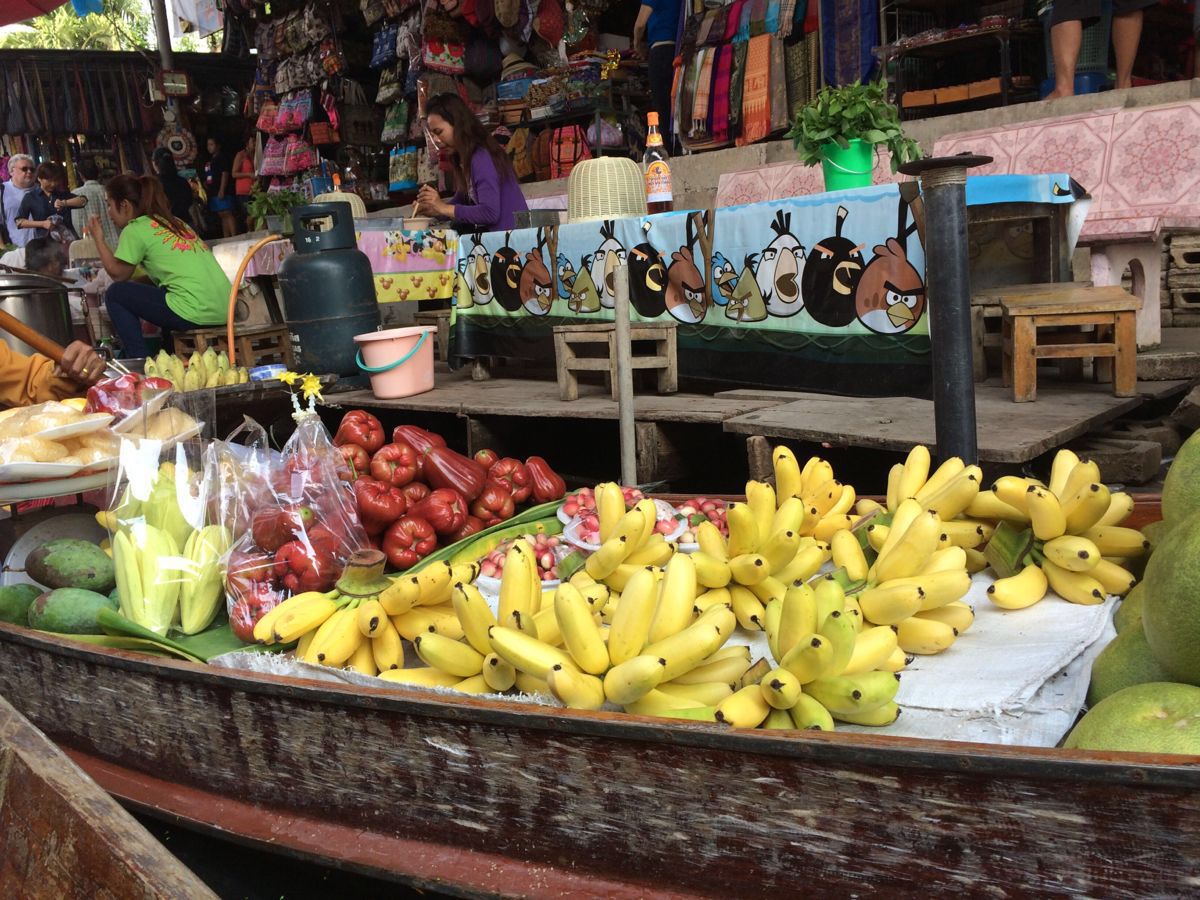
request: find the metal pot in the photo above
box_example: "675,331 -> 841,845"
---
0,273 -> 73,358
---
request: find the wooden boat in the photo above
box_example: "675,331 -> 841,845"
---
0,693 -> 215,897
0,496 -> 1197,897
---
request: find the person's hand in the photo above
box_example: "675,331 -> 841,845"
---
87,215 -> 104,242
416,184 -> 440,208
57,341 -> 105,386
53,199 -> 65,210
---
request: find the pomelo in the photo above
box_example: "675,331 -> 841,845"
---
1065,682 -> 1200,754
1112,582 -> 1144,634
1162,428 -> 1200,529
1142,512 -> 1200,685
1086,624 -> 1172,707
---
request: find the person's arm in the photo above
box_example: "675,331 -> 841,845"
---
444,151 -> 503,229
0,340 -> 83,406
89,215 -> 136,282
16,196 -> 51,231
59,193 -> 87,210
218,170 -> 231,199
633,3 -> 653,57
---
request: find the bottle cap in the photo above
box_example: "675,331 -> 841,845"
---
647,112 -> 660,126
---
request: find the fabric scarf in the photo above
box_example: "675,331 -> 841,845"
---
769,35 -> 788,133
729,40 -> 747,140
724,0 -> 745,41
691,47 -> 715,138
737,34 -> 771,147
778,0 -> 797,39
710,44 -> 733,143
820,0 -> 877,84
737,0 -> 753,41
748,0 -> 768,37
765,0 -> 780,35
706,6 -> 729,45
695,10 -> 716,46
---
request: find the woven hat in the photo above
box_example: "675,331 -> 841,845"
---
501,52 -> 535,79
495,0 -> 519,28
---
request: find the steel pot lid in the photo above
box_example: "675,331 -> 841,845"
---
0,272 -> 69,293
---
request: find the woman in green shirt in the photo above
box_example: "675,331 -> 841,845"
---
88,174 -> 232,358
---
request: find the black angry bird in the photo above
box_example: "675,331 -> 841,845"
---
801,205 -> 865,328
491,232 -> 524,312
628,221 -> 668,318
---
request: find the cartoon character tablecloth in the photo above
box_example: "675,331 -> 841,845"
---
213,228 -> 459,303
453,176 -> 1079,396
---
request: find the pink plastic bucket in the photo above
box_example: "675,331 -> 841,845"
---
354,326 -> 436,399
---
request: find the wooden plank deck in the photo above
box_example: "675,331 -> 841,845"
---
720,380 -> 1190,463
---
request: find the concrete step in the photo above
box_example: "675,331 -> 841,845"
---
1137,327 -> 1200,381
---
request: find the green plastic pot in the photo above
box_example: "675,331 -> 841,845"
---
820,139 -> 874,192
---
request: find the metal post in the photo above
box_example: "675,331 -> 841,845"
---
613,265 -> 637,486
900,154 -> 993,465
150,0 -> 175,71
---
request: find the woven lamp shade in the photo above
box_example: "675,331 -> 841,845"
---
567,157 -> 648,223
313,190 -> 367,218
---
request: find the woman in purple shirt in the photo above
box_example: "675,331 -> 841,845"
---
416,93 -> 528,233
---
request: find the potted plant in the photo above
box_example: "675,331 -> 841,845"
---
786,78 -> 922,192
245,183 -> 308,236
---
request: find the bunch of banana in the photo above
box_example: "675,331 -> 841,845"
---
771,447 -> 858,542
981,449 -> 1146,610
178,524 -> 232,634
254,552 -> 477,677
145,347 -> 249,391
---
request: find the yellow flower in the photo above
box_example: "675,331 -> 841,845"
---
278,371 -> 301,385
301,374 -> 324,403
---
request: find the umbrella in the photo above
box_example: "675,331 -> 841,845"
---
0,2 -> 75,29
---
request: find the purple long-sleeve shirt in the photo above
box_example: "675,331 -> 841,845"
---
450,147 -> 528,232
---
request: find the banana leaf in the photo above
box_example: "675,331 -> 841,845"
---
412,500 -> 565,571
171,621 -> 294,661
95,610 -> 208,663
46,633 -> 192,661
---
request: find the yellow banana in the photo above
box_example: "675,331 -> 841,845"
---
647,552 -> 698,643
295,629 -> 316,660
885,462 -> 904,511
729,585 -> 766,630
771,497 -> 808,537
370,619 -> 405,672
812,575 -> 846,625
896,444 -> 931,503
607,566 -> 659,664
547,664 -> 606,710
843,625 -> 900,676
483,652 -> 517,691
624,688 -> 704,717
715,684 -> 773,728
938,519 -> 992,550
569,570 -> 596,590
964,547 -> 988,574
827,483 -> 856,518
879,646 -> 911,673
833,700 -> 900,726
965,490 -> 1030,523
872,510 -> 941,583
669,652 -> 751,685
779,633 -> 834,683
510,607 -> 539,638
748,575 -> 787,607
391,607 -> 444,641
921,546 -> 968,575
631,499 -> 659,550
643,604 -> 737,681
347,639 -> 377,677
603,654 -> 667,704
1042,559 -> 1107,606
356,598 -> 389,639
498,542 -> 536,626
1059,459 -> 1101,511
414,632 -> 484,677
580,583 -> 611,613
555,582 -> 610,674
596,482 -> 626,543
412,560 -> 455,607
728,553 -> 770,586
515,671 -> 551,696
1042,535 -> 1101,572
488,625 -> 576,678
789,692 -> 835,731
624,533 -> 674,566
1048,448 -> 1081,499
914,456 -> 965,504
603,562 -> 654,593
760,668 -> 803,709
691,551 -> 732,588
855,498 -> 886,517
428,604 -> 466,640
776,582 -> 817,658
772,446 -> 803,502
725,502 -> 760,557
843,595 -> 865,633
877,498 -> 923,559
987,564 -> 1049,610
266,593 -> 338,644
1080,526 -> 1150,558
858,582 -> 925,626
585,535 -> 630,580
801,458 -> 834,497
380,575 -> 421,616
451,674 -> 493,694
746,480 -> 778,544
759,528 -> 801,575
1098,491 -> 1134,527
806,670 -> 901,715
813,514 -> 856,544
377,667 -> 461,688
772,543 -> 828,583
1090,558 -> 1136,596
1062,482 -> 1111,534
802,478 -> 842,521
609,507 -> 648,553
991,476 -> 1039,515
529,607 -> 562,645
916,600 -> 974,634
923,464 -> 985,521
1027,488 -> 1067,541
694,587 -> 732,614
763,595 -> 784,660
695,520 -> 729,561
830,529 -> 868,582
657,681 -> 735,706
895,615 -> 958,655
306,606 -> 364,667
866,522 -> 890,552
817,609 -> 856,675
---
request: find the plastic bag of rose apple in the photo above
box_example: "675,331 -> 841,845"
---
221,412 -> 368,642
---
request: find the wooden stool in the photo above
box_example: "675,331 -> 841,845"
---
414,309 -> 452,364
552,323 -> 678,402
971,282 -> 1091,382
175,323 -> 295,369
1000,285 -> 1140,403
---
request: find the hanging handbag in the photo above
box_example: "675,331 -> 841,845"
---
260,135 -> 287,176
376,65 -> 403,105
283,133 -> 317,174
380,99 -> 409,143
257,99 -> 280,133
309,120 -> 339,145
550,124 -> 590,179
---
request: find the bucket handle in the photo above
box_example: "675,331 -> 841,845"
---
823,154 -> 872,176
356,331 -> 428,374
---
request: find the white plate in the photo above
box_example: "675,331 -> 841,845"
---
1,511 -> 108,588
32,414 -> 114,442
0,461 -> 85,481
77,455 -> 121,475
0,471 -> 113,505
562,501 -> 686,553
111,391 -> 172,435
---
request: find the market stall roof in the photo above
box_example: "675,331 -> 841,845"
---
0,0 -> 69,28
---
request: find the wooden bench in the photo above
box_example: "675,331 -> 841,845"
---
553,322 -> 678,402
414,309 -> 452,364
175,323 -> 294,369
972,282 -> 1091,382
1000,285 -> 1140,403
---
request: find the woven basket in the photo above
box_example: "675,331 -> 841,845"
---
567,156 -> 647,223
313,190 -> 367,218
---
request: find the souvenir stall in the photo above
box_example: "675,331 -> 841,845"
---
452,173 -> 1083,396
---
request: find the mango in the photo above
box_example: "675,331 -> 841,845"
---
27,587 -> 118,634
0,583 -> 42,625
26,539 -> 116,593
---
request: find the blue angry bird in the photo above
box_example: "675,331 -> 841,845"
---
710,252 -> 738,307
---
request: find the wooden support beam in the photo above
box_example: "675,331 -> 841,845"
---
465,417 -> 503,458
634,422 -> 688,485
746,435 -> 774,484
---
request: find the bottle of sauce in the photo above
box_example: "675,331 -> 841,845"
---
643,112 -> 674,214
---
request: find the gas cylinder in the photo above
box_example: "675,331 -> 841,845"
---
278,202 -> 380,375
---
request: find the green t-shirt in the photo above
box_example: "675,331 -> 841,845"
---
114,215 -> 231,325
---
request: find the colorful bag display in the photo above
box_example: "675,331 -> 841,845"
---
260,135 -> 287,176
283,133 -> 318,174
423,39 -> 466,75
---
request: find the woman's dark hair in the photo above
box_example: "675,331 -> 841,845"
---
424,93 -> 513,195
106,174 -> 194,241
35,161 -> 64,183
153,147 -> 180,178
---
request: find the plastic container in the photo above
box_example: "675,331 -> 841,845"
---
820,140 -> 874,192
354,325 -> 436,399
249,364 -> 287,381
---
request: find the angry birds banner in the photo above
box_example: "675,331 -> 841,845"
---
455,185 -> 929,338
